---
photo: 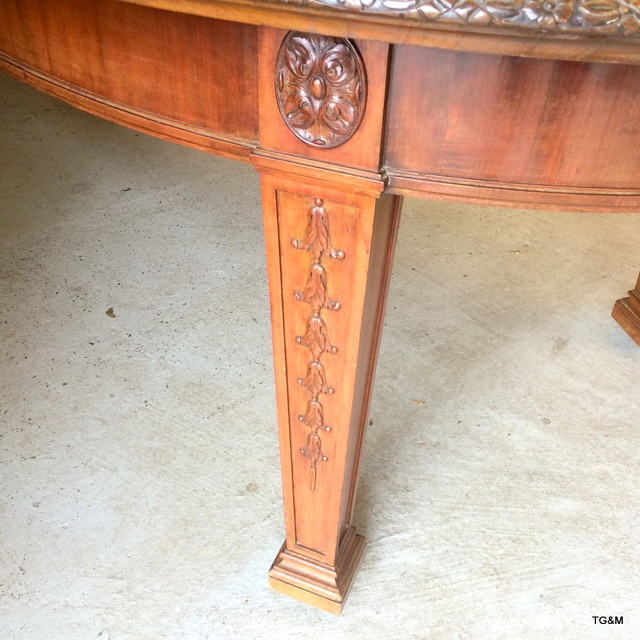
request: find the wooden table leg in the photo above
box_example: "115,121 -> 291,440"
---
253,157 -> 402,613
251,25 -> 398,612
612,273 -> 640,346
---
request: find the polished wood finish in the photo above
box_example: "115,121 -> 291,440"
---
2,0 -> 640,615
253,27 -> 402,612
269,527 -> 367,614
274,32 -> 368,149
305,0 -> 640,39
385,46 -> 640,212
257,165 -> 401,611
613,274 -> 640,346
258,28 -> 389,172
119,0 -> 640,64
0,0 -> 258,160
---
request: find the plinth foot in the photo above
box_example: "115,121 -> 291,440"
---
612,275 -> 640,347
268,527 -> 367,614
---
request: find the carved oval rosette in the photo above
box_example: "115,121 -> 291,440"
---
293,198 -> 345,491
275,32 -> 368,149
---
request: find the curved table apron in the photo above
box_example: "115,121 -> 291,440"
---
2,0 -> 639,613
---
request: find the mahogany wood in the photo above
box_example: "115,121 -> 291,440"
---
258,27 -> 389,172
118,0 -> 640,65
2,0 -> 640,615
255,163 -> 401,613
0,0 -> 259,161
612,274 -> 640,347
274,32 -> 368,150
252,26 -> 402,612
385,46 -> 640,212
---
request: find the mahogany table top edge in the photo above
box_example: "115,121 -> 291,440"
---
117,0 -> 640,64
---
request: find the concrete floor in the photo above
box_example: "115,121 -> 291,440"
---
1,71 -> 639,639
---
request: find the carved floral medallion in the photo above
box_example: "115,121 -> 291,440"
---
275,32 -> 367,148
293,198 -> 344,490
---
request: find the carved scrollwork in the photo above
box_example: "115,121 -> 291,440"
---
305,0 -> 640,36
275,32 -> 367,148
293,199 -> 344,491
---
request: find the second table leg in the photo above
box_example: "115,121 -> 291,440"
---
612,273 -> 640,346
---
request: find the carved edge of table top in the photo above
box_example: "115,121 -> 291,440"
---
117,0 -> 640,64
120,0 -> 640,38
301,0 -> 640,39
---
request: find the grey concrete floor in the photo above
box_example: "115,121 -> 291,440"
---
1,71 -> 639,639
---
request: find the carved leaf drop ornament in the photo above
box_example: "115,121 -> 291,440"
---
276,32 -> 367,148
295,263 -> 340,312
297,315 -> 338,362
293,199 -> 344,491
298,361 -> 335,397
300,400 -> 331,432
292,198 -> 345,261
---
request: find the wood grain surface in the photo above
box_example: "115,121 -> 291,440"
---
0,0 -> 259,159
253,26 -> 403,611
3,0 -> 640,614
116,0 -> 640,64
385,46 -> 640,211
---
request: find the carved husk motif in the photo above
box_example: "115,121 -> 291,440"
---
275,32 -> 368,148
293,198 -> 344,490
